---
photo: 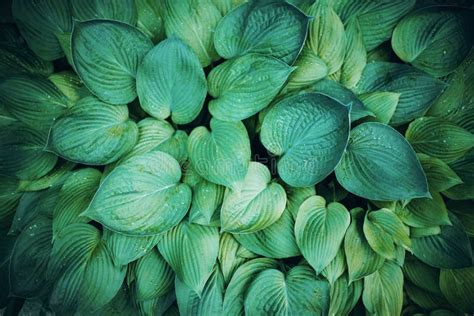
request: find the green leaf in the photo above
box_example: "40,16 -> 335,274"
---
440,267 -> 474,313
321,248 -> 346,284
0,124 -> 57,180
0,177 -> 21,228
131,248 -> 174,301
176,267 -> 224,316
362,261 -> 404,316
188,118 -> 251,189
354,62 -> 445,125
49,96 -> 139,165
340,17 -> 366,89
218,233 -> 248,285
403,254 -> 442,295
83,151 -> 191,236
72,20 -> 153,104
402,192 -> 451,228
189,180 -> 224,226
448,200 -> 474,237
71,0 -> 137,25
211,0 -> 246,16
344,208 -> 385,282
208,54 -> 293,122
161,0 -> 221,67
48,223 -> 126,314
443,149 -> 474,200
244,265 -> 329,315
0,46 -> 53,78
0,74 -> 70,131
411,212 -> 472,269
12,0 -> 72,60
392,7 -> 473,77
214,0 -> 309,64
261,93 -> 350,187
158,221 -> 219,296
285,46 -> 328,90
359,91 -> 400,124
136,37 -> 207,124
295,195 -> 350,274
329,274 -> 363,316
48,71 -> 90,103
406,117 -> 474,164
417,153 -> 463,192
220,162 -> 287,233
335,122 -> 429,201
52,168 -> 101,238
135,0 -> 165,43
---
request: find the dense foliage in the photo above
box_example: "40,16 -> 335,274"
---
0,0 -> 473,315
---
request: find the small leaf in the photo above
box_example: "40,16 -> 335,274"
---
321,248 -> 346,285
189,180 -> 224,226
286,46 -> 328,90
417,153 -> 463,192
340,18 -> 366,89
218,233 -> 248,285
359,91 -> 400,124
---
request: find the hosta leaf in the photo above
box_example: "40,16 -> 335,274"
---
48,71 -> 90,103
0,46 -> 53,78
0,74 -> 70,131
17,160 -> 74,193
211,0 -> 246,16
244,265 -> 329,315
48,223 -> 126,314
0,178 -> 21,228
214,0 -> 309,64
132,248 -> 174,301
71,0 -> 137,25
136,37 -> 207,124
72,20 -> 153,104
392,7 -> 473,77
176,267 -> 224,316
286,186 -> 316,217
443,149 -> 474,200
218,233 -> 248,285
261,93 -> 350,187
406,117 -> 474,164
448,200 -> 474,237
220,162 -> 286,233
12,0 -> 72,60
188,119 -> 251,189
223,258 -> 278,315
346,212 -> 383,281
158,221 -> 219,296
0,124 -> 57,180
52,168 -> 101,238
402,192 -> 450,228
208,54 -> 293,122
189,180 -> 224,226
286,46 -> 328,90
295,196 -> 350,274
161,0 -> 221,67
340,18 -> 366,89
49,96 -> 138,165
135,0 -> 165,43
329,274 -> 362,316
354,62 -> 445,125
411,212 -> 472,269
440,267 -> 474,313
403,254 -> 442,295
321,248 -> 346,284
362,261 -> 404,316
417,153 -> 463,192
83,151 -> 191,236
335,122 -> 429,201
359,91 -> 400,124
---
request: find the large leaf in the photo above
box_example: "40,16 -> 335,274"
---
49,96 -> 139,165
72,19 -> 153,104
158,221 -> 219,296
188,118 -> 251,189
392,7 -> 473,77
82,151 -> 191,236
12,0 -> 72,60
220,162 -> 287,233
261,93 -> 350,187
295,195 -> 350,274
161,0 -> 221,67
136,37 -> 207,124
71,0 -> 137,25
214,0 -> 309,64
417,153 -> 463,192
0,46 -> 53,78
244,265 -> 329,315
208,54 -> 293,122
440,267 -> 474,313
335,122 -> 429,201
354,62 -> 445,125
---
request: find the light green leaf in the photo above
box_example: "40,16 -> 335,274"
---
83,151 -> 191,236
49,96 -> 138,165
220,162 -> 287,233
417,153 -> 463,192
12,0 -> 72,60
285,46 -> 328,90
223,258 -> 278,315
286,186 -> 316,218
329,274 -> 363,316
48,71 -> 90,103
136,37 -> 207,124
244,265 -> 329,315
335,122 -> 429,201
214,0 -> 309,64
440,267 -> 474,313
0,124 -> 57,180
392,7 -> 473,77
211,0 -> 247,16
295,195 -> 350,274
0,46 -> 53,78
359,91 -> 400,124
218,233 -> 248,285
161,0 -> 221,67
189,180 -> 224,226
158,221 -> 219,296
354,62 -> 445,125
340,17 -> 366,89
72,19 -> 153,104
406,117 -> 474,164
402,192 -> 451,228
188,118 -> 251,189
321,248 -> 346,284
362,261 -> 404,316
71,0 -> 137,25
208,54 -> 293,122
344,208 -> 385,282
261,93 -> 350,187
135,0 -> 165,43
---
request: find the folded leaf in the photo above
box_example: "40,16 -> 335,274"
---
189,180 -> 224,226
286,46 -> 328,90
218,233 -> 248,285
359,91 -> 400,124
71,0 -> 137,25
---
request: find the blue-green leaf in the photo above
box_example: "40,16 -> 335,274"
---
329,274 -> 363,315
71,0 -> 137,25
0,46 -> 53,78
